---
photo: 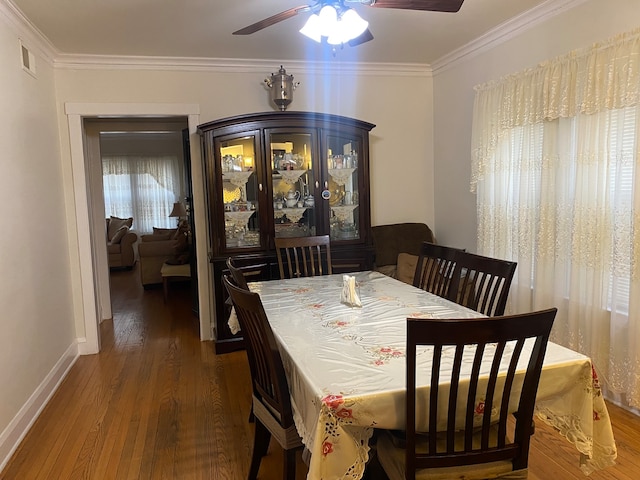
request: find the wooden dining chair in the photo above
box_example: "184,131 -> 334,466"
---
413,242 -> 465,298
223,275 -> 303,480
377,308 -> 557,480
447,251 -> 517,316
275,234 -> 332,279
226,256 -> 269,290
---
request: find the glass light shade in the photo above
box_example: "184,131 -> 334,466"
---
340,9 -> 368,39
299,14 -> 322,42
317,5 -> 338,32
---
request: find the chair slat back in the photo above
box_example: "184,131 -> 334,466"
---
413,242 -> 465,298
405,309 -> 556,475
226,257 -> 250,290
226,256 -> 269,291
448,251 -> 517,316
275,235 -> 332,279
223,275 -> 295,426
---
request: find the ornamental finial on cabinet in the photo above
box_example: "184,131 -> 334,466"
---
264,65 -> 300,111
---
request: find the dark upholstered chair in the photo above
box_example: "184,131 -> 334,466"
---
275,235 -> 332,279
413,242 -> 464,298
447,251 -> 517,316
371,223 -> 436,280
223,275 -> 303,480
377,309 -> 557,480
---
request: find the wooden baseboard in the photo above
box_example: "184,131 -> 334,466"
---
0,343 -> 78,471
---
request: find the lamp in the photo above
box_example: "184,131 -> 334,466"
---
300,5 -> 368,45
169,201 -> 188,229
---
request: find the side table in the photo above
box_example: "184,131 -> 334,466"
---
160,263 -> 191,302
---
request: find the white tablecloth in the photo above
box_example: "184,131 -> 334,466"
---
237,271 -> 616,479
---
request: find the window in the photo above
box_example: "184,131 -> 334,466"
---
103,155 -> 184,234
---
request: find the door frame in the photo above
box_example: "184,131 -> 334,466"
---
65,103 -> 212,354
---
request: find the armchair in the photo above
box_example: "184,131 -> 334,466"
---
138,227 -> 189,286
106,216 -> 138,269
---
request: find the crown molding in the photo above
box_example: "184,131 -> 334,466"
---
431,0 -> 590,75
0,0 -> 58,65
53,54 -> 433,77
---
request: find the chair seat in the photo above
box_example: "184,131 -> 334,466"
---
252,395 -> 303,450
377,428 -> 528,480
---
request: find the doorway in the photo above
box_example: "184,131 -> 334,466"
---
65,103 -> 211,355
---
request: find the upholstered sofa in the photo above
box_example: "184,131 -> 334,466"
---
106,216 -> 138,269
371,222 -> 435,284
138,227 -> 189,286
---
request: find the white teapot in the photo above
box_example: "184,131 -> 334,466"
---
304,195 -> 315,207
285,190 -> 300,208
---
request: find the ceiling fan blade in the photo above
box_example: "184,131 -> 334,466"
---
232,5 -> 312,35
366,0 -> 464,12
348,28 -> 374,47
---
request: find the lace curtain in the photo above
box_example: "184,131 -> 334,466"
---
103,155 -> 183,234
471,29 -> 640,408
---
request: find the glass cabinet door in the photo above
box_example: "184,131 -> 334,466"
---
326,133 -> 362,241
268,130 -> 316,238
217,133 -> 261,249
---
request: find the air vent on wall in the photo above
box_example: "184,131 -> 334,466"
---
19,40 -> 36,78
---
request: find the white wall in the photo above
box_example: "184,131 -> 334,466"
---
0,13 -> 77,465
53,66 -> 435,228
432,0 -> 640,252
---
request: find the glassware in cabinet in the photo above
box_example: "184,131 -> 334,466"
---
326,133 -> 362,241
218,134 -> 261,249
268,130 -> 317,238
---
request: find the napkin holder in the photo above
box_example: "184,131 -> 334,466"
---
341,274 -> 362,308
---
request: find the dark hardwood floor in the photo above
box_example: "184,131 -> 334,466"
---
1,263 -> 638,479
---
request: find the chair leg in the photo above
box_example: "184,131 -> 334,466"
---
248,420 -> 271,480
283,448 -> 297,480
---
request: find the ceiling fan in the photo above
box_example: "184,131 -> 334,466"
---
232,0 -> 465,47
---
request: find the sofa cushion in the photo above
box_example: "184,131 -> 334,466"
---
164,233 -> 189,265
110,225 -> 129,244
375,264 -> 398,279
153,227 -> 179,239
107,216 -> 133,240
397,253 -> 419,285
143,233 -> 172,242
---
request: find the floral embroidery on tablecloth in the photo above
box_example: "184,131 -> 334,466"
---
377,295 -> 398,302
326,319 -> 350,328
590,364 -> 606,422
321,440 -> 334,456
473,398 -> 497,421
315,392 -> 376,479
408,311 -> 436,318
368,346 -> 404,365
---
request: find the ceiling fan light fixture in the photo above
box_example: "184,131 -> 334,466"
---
300,5 -> 369,45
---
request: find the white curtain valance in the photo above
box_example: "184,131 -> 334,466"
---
471,28 -> 640,192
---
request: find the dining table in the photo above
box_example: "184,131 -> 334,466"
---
230,270 -> 617,480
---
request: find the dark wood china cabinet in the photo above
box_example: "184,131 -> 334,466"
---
198,111 -> 376,353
